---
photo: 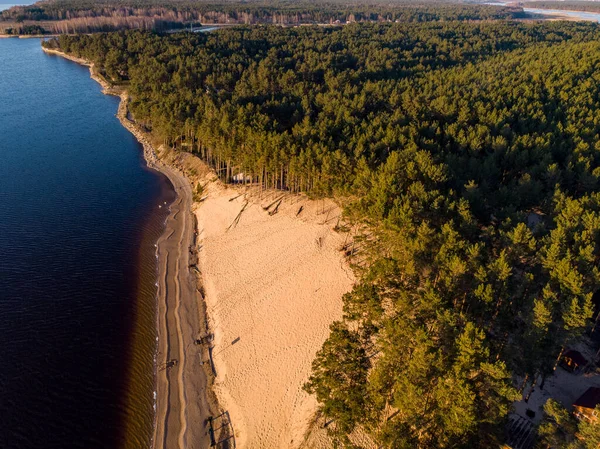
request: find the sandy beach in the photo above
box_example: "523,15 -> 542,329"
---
42,46 -> 219,449
194,180 -> 355,448
151,153 -> 217,449
43,44 -> 357,449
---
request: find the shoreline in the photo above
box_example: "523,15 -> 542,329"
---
524,8 -> 600,22
42,44 -> 358,449
42,46 -> 219,449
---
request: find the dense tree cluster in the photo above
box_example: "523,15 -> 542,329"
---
1,0 -> 525,33
44,21 -> 600,447
2,24 -> 47,34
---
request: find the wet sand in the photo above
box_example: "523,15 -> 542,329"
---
152,157 -> 216,449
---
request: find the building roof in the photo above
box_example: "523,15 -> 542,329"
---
505,414 -> 535,449
574,387 -> 600,410
563,349 -> 588,366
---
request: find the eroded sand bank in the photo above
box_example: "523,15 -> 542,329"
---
195,179 -> 355,449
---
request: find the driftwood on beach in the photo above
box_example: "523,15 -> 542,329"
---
227,202 -> 248,231
268,199 -> 282,216
262,194 -> 285,211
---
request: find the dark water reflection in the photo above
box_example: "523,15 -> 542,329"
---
0,38 -> 173,449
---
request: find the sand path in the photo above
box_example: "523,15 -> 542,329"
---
153,168 -> 214,449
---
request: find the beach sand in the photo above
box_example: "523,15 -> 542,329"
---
151,154 -> 217,449
43,44 -> 357,449
194,180 -> 355,449
42,46 -> 219,449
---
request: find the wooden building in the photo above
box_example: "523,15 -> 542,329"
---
562,349 -> 588,373
573,387 -> 600,422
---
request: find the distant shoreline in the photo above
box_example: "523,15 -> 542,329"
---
4,6 -> 600,41
0,34 -> 57,38
41,46 -> 219,449
524,8 -> 600,22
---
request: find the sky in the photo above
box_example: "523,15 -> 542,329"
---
0,1 -> 33,11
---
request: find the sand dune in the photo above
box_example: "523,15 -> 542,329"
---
195,180 -> 355,449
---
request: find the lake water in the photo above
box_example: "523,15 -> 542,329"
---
487,1 -> 600,23
523,6 -> 600,22
0,38 -> 174,448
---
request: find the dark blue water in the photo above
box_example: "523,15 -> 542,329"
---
0,39 -> 173,448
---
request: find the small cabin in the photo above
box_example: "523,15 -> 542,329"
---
561,350 -> 588,373
573,387 -> 600,422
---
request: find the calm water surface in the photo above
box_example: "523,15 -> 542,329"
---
523,6 -> 600,22
487,1 -> 600,22
0,38 -> 173,448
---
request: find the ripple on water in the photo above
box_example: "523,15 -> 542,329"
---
0,38 -> 176,449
